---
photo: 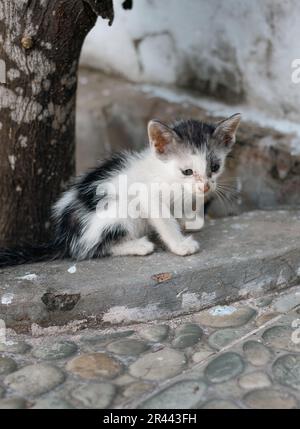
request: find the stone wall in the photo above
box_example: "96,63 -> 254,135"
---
81,0 -> 300,122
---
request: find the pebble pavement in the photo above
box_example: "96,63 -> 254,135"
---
1,286 -> 300,409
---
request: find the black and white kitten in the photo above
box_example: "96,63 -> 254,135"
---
0,114 -> 241,267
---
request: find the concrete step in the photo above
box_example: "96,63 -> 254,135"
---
1,210 -> 300,332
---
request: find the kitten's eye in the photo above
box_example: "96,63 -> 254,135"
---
211,163 -> 220,173
182,169 -> 194,176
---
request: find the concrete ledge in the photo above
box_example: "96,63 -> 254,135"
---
1,210 -> 300,332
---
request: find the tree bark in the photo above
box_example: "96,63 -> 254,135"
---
0,0 -> 130,247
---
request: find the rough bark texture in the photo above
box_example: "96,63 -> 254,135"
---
0,0 -> 131,247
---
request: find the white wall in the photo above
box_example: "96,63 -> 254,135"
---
81,0 -> 300,122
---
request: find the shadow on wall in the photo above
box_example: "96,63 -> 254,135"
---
81,0 -> 300,122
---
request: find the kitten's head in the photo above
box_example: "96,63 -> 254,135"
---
148,114 -> 241,196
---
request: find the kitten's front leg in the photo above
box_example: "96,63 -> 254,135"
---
179,214 -> 204,232
149,210 -> 200,256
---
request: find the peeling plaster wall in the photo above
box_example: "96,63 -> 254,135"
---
81,0 -> 300,122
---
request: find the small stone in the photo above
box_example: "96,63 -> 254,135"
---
139,380 -> 207,409
244,388 -> 297,409
32,341 -> 78,360
255,313 -> 280,327
192,346 -> 214,363
201,399 -> 240,409
107,339 -> 149,356
114,374 -> 135,386
195,306 -> 256,328
0,357 -> 17,375
243,341 -> 271,366
139,325 -> 169,342
4,364 -> 65,397
66,353 -> 122,380
130,348 -> 186,381
208,328 -> 243,350
68,383 -> 116,409
83,331 -> 134,344
238,372 -> 271,390
262,325 -> 300,351
0,398 -> 26,409
205,353 -> 245,384
256,297 -> 273,308
172,324 -> 202,349
152,273 -> 173,283
33,395 -> 73,409
123,382 -> 154,399
272,354 -> 300,390
0,341 -> 31,354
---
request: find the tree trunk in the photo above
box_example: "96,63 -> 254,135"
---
0,0 -> 128,247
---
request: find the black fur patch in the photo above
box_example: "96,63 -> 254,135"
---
172,120 -> 215,150
77,153 -> 128,211
94,225 -> 128,257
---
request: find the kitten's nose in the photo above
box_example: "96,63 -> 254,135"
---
204,183 -> 210,194
198,181 -> 210,194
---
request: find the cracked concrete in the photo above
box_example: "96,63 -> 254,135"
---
1,210 -> 300,332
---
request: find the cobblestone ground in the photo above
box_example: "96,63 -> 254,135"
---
1,286 -> 300,409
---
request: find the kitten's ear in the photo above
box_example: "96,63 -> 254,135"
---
148,120 -> 178,157
213,113 -> 241,149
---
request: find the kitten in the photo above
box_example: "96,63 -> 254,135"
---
0,114 -> 241,267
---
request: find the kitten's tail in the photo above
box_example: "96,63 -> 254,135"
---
0,242 -> 65,268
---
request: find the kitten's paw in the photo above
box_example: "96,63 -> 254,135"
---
134,237 -> 155,256
170,236 -> 200,256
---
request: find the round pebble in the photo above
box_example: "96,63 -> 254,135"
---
256,297 -> 273,308
33,395 -> 73,409
0,398 -> 26,409
139,380 -> 207,409
114,374 -> 136,386
243,341 -> 271,366
244,388 -> 297,409
208,328 -> 243,350
262,325 -> 299,351
0,357 -> 17,375
0,341 -> 31,354
272,354 -> 300,390
172,324 -> 202,349
123,382 -> 154,399
107,339 -> 149,356
69,383 -> 116,409
273,292 -> 300,313
192,346 -> 214,363
66,353 -> 122,380
255,313 -> 280,327
130,348 -> 186,381
83,331 -> 135,344
238,371 -> 271,390
195,306 -> 256,328
205,352 -> 245,384
32,341 -> 78,360
139,325 -> 169,342
201,399 -> 240,409
4,364 -> 65,397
